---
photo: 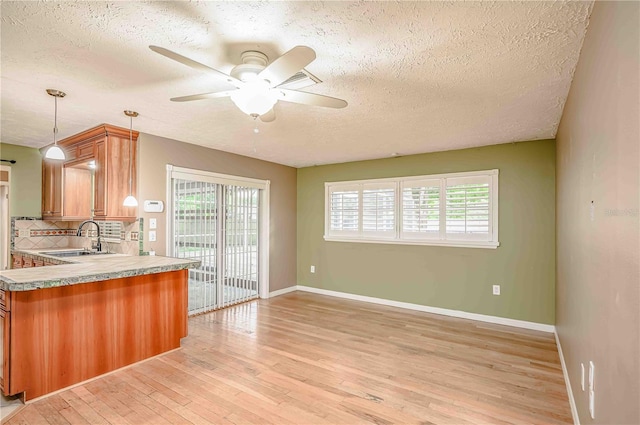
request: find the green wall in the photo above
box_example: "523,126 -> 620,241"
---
297,140 -> 556,324
0,143 -> 42,217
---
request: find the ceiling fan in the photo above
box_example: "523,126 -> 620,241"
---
149,45 -> 348,122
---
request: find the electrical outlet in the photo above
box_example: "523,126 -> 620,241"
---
310,265 -> 315,273
492,285 -> 500,295
148,230 -> 157,242
19,229 -> 29,237
149,218 -> 157,229
581,363 -> 585,391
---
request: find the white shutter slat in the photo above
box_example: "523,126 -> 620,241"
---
329,188 -> 360,234
401,180 -> 440,240
362,183 -> 396,237
445,176 -> 491,241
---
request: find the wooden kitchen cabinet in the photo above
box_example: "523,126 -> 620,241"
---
41,159 -> 63,219
91,130 -> 138,221
12,254 -> 58,269
42,158 -> 92,221
0,307 -> 8,395
11,255 -> 23,269
62,166 -> 92,220
3,270 -> 187,400
0,288 -> 9,395
92,139 -> 107,217
41,124 -> 139,221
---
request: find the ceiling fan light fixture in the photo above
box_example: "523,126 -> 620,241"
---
230,80 -> 278,116
152,45 -> 346,119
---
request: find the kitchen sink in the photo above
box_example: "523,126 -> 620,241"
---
41,250 -> 114,257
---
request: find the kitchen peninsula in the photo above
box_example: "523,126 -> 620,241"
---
0,251 -> 199,401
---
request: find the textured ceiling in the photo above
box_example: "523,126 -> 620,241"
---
1,1 -> 592,167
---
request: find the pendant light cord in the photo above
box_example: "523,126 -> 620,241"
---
53,95 -> 58,146
129,116 -> 133,195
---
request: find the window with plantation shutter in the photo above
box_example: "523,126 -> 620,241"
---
362,183 -> 396,238
401,180 -> 441,240
445,176 -> 491,240
325,169 -> 498,248
328,186 -> 360,236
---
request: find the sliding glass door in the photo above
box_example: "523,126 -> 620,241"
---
169,167 -> 267,316
173,179 -> 220,314
222,185 -> 260,308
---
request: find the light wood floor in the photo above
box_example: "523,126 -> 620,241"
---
4,292 -> 572,425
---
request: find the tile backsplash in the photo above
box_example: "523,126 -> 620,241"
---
12,218 -> 143,255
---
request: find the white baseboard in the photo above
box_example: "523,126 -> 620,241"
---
555,331 -> 580,425
295,285 -> 556,333
268,286 -> 298,298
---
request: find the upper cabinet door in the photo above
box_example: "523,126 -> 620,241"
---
103,134 -> 138,221
62,166 -> 92,220
92,139 -> 107,218
42,160 -> 63,219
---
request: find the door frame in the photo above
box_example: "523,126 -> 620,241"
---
0,165 -> 11,271
165,164 -> 270,299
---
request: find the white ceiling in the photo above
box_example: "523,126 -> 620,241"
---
1,1 -> 592,168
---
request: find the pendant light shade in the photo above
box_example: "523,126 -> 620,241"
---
44,89 -> 66,160
123,195 -> 138,207
44,145 -> 65,160
123,110 -> 138,207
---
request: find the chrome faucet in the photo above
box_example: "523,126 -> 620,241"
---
76,220 -> 102,252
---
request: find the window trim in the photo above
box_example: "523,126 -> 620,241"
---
324,169 -> 499,249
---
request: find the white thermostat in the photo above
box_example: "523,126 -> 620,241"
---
143,200 -> 164,213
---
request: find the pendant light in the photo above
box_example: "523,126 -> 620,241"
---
44,89 -> 66,160
123,110 -> 139,207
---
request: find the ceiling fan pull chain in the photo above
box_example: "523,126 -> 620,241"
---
252,115 -> 259,152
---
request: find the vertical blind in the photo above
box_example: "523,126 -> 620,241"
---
174,179 -> 219,315
172,178 -> 260,315
221,185 -> 260,309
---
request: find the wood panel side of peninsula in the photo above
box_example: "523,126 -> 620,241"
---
6,269 -> 188,401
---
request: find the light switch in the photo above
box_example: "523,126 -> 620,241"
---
148,230 -> 156,242
149,218 -> 157,229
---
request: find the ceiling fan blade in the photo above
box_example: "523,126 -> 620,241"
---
149,45 -> 243,88
258,46 -> 316,87
276,89 -> 348,109
170,90 -> 235,102
260,109 -> 276,123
